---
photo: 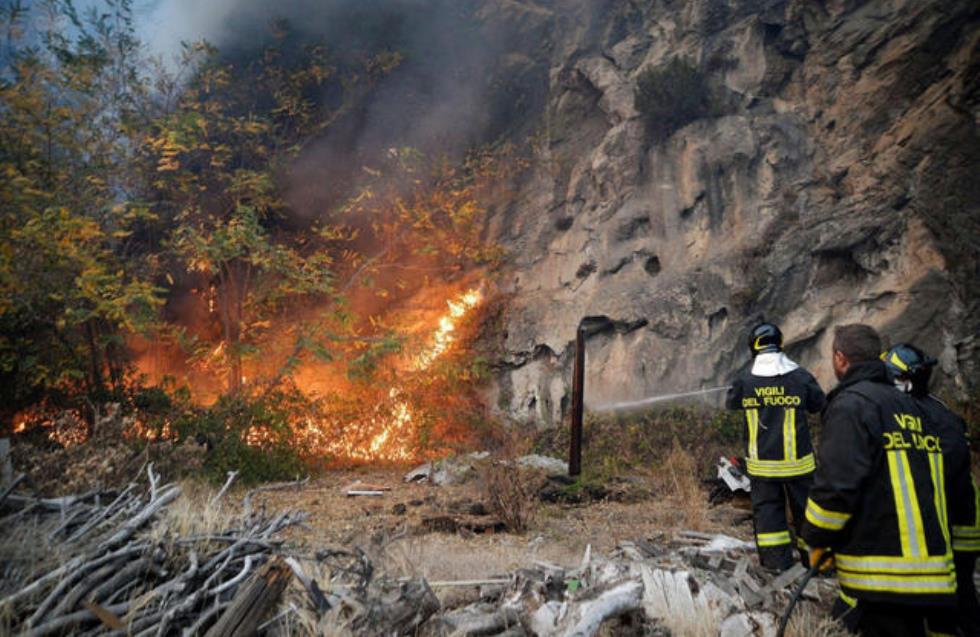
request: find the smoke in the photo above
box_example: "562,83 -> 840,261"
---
139,0 -> 527,218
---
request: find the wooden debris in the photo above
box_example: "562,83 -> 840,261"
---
2,465 -> 825,637
421,514 -> 506,534
0,468 -> 306,636
204,557 -> 292,637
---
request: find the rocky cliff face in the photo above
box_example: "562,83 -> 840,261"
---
476,0 -> 980,426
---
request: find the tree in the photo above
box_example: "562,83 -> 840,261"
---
140,36 -> 379,394
0,0 -> 162,432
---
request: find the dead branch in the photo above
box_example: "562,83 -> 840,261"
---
97,485 -> 181,551
0,472 -> 27,506
26,602 -> 131,637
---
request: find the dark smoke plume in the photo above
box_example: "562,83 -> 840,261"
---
144,0 -> 540,219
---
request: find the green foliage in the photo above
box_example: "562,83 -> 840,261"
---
171,389 -> 311,485
0,0 -> 163,429
634,58 -> 715,142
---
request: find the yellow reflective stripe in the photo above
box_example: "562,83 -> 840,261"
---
974,479 -> 980,528
836,553 -> 953,574
783,408 -> 796,461
929,452 -> 949,546
747,409 -> 759,460
805,498 -> 851,531
901,451 -> 929,557
952,526 -> 980,539
889,351 -> 910,372
953,538 -> 980,552
927,632 -> 955,637
838,571 -> 956,595
756,530 -> 791,547
746,454 -> 815,477
888,450 -> 927,558
838,590 -> 858,608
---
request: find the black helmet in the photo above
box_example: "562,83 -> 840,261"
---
748,323 -> 782,356
882,343 -> 937,396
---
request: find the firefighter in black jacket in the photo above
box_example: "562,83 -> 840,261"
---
802,325 -> 956,637
727,322 -> 826,571
884,343 -> 980,636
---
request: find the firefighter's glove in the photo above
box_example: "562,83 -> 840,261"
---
809,547 -> 834,572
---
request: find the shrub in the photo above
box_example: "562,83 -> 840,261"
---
172,389 -> 310,485
634,58 -> 714,142
479,461 -> 541,533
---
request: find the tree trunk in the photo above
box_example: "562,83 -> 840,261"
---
217,264 -> 244,396
84,320 -> 105,397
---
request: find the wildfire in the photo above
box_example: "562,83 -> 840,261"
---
13,287 -> 484,465
322,287 -> 483,462
11,408 -> 88,447
414,290 -> 482,369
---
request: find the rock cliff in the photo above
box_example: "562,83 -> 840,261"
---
476,0 -> 980,426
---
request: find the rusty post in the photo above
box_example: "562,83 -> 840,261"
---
569,325 -> 585,477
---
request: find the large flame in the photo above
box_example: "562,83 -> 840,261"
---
321,287 -> 483,462
14,288 -> 484,464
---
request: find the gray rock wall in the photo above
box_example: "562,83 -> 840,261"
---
477,0 -> 980,427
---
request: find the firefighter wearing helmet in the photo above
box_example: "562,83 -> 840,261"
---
727,322 -> 826,571
884,343 -> 980,636
801,325 -> 956,636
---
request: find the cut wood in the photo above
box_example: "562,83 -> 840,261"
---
204,557 -> 292,637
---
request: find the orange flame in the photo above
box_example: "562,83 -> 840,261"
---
15,288 -> 484,464
322,287 -> 483,462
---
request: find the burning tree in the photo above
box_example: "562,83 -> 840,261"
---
141,39 -> 350,395
137,26 -> 413,384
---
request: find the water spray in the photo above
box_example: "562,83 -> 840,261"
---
591,385 -> 731,414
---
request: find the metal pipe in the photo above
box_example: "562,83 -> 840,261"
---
569,325 -> 585,477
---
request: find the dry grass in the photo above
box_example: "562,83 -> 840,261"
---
144,480 -> 240,553
786,602 -> 850,637
655,437 -> 710,531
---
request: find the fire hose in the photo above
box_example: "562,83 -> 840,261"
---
776,551 -> 834,637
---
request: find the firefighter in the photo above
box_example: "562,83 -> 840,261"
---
802,325 -> 956,637
727,322 -> 826,571
884,343 -> 980,636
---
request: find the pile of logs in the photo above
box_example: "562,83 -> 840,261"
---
0,467 -> 307,636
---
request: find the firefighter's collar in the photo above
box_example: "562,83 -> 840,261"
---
751,352 -> 799,377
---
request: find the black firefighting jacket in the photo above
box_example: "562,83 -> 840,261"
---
801,361 -> 955,606
726,366 -> 826,480
916,394 -> 980,554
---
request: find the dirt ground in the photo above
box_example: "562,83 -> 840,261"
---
247,466 -> 755,583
